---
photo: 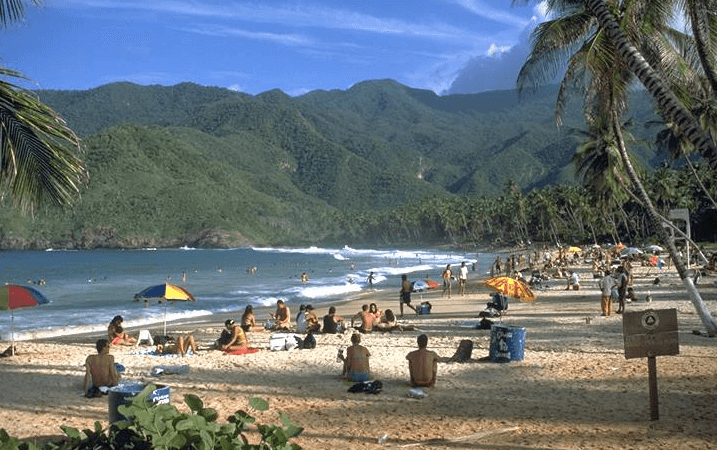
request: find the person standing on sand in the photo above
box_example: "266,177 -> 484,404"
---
339,333 -> 371,382
406,334 -> 438,387
598,270 -> 616,316
458,261 -> 468,296
616,267 -> 629,314
442,264 -> 452,298
84,338 -> 120,396
400,274 -> 417,317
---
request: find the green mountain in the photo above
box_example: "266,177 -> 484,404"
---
0,80 -> 662,248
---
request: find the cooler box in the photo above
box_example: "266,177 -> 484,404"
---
108,383 -> 171,423
489,324 -> 526,362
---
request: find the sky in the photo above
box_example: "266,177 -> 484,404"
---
1,0 -> 550,96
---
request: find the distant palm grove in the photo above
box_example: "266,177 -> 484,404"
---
0,78 -> 713,250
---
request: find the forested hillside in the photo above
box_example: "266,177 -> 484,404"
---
0,80 -> 667,249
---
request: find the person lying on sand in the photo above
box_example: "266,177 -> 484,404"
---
339,333 -> 371,382
156,333 -> 197,357
84,339 -> 120,397
406,334 -> 438,388
108,315 -> 135,345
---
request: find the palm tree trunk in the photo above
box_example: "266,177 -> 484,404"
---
584,0 -> 717,168
687,1 -> 717,96
612,111 -> 717,335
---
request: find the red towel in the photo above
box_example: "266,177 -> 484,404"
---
224,348 -> 259,355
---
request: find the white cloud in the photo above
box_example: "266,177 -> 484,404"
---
227,84 -> 244,92
452,0 -> 532,28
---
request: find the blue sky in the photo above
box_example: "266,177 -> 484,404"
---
2,0 -> 548,96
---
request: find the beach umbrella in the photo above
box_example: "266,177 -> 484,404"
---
620,247 -> 643,257
645,245 -> 663,253
567,246 -> 582,253
0,285 -> 52,356
484,276 -> 535,302
133,283 -> 196,335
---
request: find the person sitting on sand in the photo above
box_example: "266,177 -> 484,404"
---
351,304 -> 375,333
375,308 -> 399,332
271,300 -> 291,331
241,305 -> 264,332
156,333 -> 197,357
84,338 -> 121,397
217,319 -> 249,351
369,303 -> 382,322
406,334 -> 438,388
322,306 -> 343,334
339,333 -> 371,382
108,315 -> 135,345
304,305 -> 321,333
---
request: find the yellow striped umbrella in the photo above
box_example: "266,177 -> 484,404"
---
484,276 -> 536,301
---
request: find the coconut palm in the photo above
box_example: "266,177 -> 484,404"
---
515,0 -> 717,334
0,1 -> 86,212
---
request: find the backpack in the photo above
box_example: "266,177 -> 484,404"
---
302,332 -> 317,349
450,339 -> 474,362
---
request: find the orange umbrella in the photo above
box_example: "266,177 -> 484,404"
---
484,277 -> 536,301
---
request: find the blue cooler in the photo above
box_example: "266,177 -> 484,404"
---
489,324 -> 526,362
417,302 -> 432,315
108,383 -> 171,423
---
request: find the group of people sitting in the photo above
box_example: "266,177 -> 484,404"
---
339,332 -> 439,388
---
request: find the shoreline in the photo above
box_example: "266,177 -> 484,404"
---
2,260 -> 716,449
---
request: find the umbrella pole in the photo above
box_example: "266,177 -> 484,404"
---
11,309 -> 15,356
163,302 -> 167,336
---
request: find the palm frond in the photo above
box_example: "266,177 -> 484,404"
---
0,68 -> 87,211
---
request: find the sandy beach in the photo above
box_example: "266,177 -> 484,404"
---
1,261 -> 716,450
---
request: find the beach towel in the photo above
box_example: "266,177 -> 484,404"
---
131,348 -> 195,358
224,348 -> 260,356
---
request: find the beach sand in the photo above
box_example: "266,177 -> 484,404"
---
1,262 -> 716,449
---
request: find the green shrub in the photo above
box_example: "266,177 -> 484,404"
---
0,385 -> 302,450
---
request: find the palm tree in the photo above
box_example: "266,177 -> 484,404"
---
515,0 -> 717,334
0,1 -> 86,212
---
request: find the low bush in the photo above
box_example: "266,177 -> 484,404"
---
0,384 -> 303,450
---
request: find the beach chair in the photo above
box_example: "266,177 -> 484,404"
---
137,329 -> 154,346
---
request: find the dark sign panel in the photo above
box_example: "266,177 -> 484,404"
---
623,309 -> 679,359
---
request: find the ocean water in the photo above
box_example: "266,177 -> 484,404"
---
0,246 -> 493,341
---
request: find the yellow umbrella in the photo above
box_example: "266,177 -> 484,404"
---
567,246 -> 582,253
484,276 -> 536,301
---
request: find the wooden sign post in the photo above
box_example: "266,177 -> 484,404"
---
623,309 -> 679,420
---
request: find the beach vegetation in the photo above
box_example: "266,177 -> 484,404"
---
0,0 -> 87,213
0,385 -> 302,450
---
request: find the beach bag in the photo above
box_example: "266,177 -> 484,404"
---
450,339 -> 474,362
302,332 -> 316,349
476,318 -> 493,330
417,302 -> 432,315
270,333 -> 301,351
348,380 -> 382,394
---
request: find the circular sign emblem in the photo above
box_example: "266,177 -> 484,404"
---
641,311 -> 660,331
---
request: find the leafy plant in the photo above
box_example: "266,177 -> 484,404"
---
0,385 -> 302,450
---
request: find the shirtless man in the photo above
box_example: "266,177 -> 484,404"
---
84,339 -> 121,396
339,333 -> 371,382
351,304 -> 375,333
406,334 -> 439,387
272,300 -> 291,331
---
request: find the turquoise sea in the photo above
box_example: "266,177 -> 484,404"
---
1,246 -> 493,341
